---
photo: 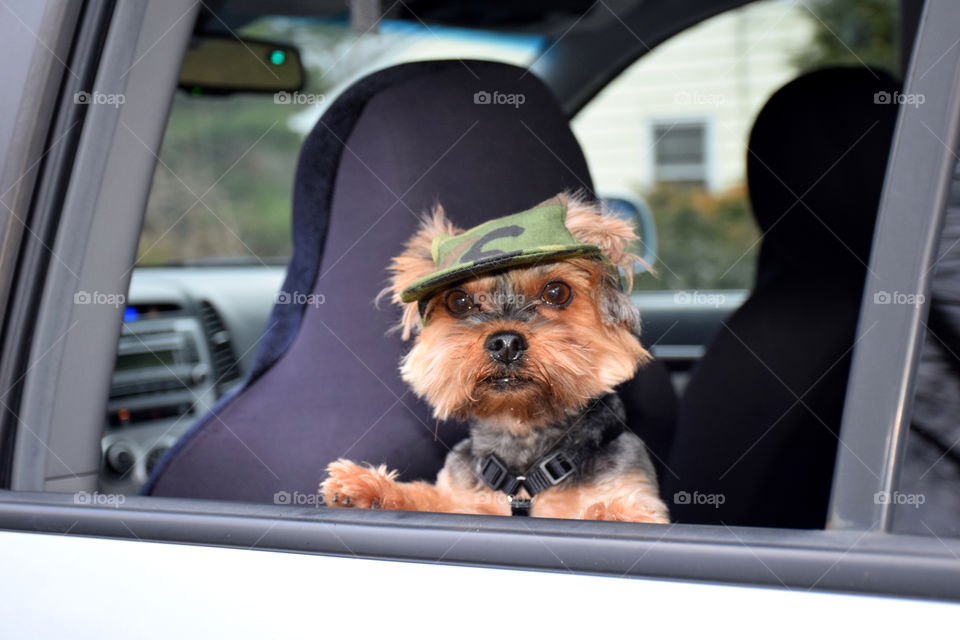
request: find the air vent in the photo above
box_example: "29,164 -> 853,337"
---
197,301 -> 241,390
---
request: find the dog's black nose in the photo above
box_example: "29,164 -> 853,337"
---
485,331 -> 527,364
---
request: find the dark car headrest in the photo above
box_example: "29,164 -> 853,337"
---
748,67 -> 900,275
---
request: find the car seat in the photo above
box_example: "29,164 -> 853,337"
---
146,60 -> 676,502
663,67 -> 901,528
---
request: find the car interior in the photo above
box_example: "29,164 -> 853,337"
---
5,0 -> 960,600
90,0 -> 935,529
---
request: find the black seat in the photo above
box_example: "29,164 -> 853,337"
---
663,67 -> 900,528
146,60 -> 676,502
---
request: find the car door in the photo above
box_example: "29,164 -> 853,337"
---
0,0 -> 959,637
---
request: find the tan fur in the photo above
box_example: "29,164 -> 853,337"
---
322,459 -> 510,516
399,259 -> 649,429
531,472 -> 669,523
321,462 -> 666,522
381,204 -> 462,340
553,191 -> 647,291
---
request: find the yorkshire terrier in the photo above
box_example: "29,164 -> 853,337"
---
320,192 -> 669,522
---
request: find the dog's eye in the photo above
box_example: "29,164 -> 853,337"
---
444,289 -> 475,316
540,281 -> 573,307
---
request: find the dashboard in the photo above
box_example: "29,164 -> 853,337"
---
98,267 -> 285,495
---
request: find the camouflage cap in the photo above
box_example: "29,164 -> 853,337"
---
400,197 -> 603,303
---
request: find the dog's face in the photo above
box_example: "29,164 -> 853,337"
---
385,193 -> 650,432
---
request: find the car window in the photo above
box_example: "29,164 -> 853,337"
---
9,0 -> 960,607
138,19 -> 544,267
572,0 -> 900,292
113,0 -> 905,505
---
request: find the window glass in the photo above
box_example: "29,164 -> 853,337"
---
104,1 -> 902,523
137,19 -> 543,266
572,0 -> 900,291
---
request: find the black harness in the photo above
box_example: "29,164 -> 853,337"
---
478,421 -> 625,516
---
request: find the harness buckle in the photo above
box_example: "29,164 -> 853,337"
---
508,496 -> 532,517
538,450 -> 576,485
480,456 -> 508,490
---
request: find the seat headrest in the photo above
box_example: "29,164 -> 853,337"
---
249,59 -> 594,384
747,67 -> 900,273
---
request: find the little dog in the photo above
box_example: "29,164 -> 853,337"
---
321,192 -> 669,522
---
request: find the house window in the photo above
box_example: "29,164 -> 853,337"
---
652,122 -> 708,187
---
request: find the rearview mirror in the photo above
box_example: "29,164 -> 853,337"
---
178,35 -> 304,95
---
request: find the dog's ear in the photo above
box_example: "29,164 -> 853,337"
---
598,266 -> 643,336
559,191 -> 647,291
557,191 -> 648,335
381,204 -> 461,340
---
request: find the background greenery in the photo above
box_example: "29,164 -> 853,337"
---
634,185 -> 758,290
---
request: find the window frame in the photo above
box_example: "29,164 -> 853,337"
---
827,0 -> 960,533
2,490 -> 960,601
1,0 -> 959,605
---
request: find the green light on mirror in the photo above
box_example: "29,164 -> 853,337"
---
269,49 -> 286,66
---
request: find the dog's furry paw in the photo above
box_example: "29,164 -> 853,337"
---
581,498 -> 669,523
320,459 -> 400,509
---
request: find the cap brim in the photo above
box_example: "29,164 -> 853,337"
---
399,244 -> 602,303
